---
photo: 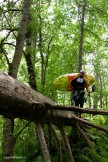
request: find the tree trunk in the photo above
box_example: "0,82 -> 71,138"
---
99,76 -> 103,108
38,15 -> 45,89
25,17 -> 37,91
9,0 -> 30,78
78,0 -> 86,72
2,0 -> 30,161
2,119 -> 15,162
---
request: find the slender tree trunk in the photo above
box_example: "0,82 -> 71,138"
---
60,125 -> 75,162
76,123 -> 94,149
48,123 -> 62,162
38,14 -> 54,92
78,0 -> 86,72
2,0 -> 30,161
38,15 -> 45,88
36,122 -> 51,162
2,119 -> 15,162
9,0 -> 30,78
99,76 -> 103,108
106,95 -> 108,109
25,17 -> 37,91
93,71 -> 98,109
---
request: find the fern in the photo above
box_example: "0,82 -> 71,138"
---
80,154 -> 93,162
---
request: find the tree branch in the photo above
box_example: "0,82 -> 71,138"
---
48,104 -> 108,115
35,121 -> 51,162
76,123 -> 94,149
59,124 -> 75,162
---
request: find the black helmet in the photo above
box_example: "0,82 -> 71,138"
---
80,70 -> 86,75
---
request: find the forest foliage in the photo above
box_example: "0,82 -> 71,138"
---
0,0 -> 108,161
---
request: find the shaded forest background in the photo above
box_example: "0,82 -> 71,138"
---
0,0 -> 108,162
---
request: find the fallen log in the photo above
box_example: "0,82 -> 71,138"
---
0,71 -> 108,124
0,72 -> 57,121
1,72 -> 108,162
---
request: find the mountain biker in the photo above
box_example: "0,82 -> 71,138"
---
71,70 -> 90,108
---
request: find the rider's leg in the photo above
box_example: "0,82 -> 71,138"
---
76,92 -> 85,117
71,90 -> 79,101
79,93 -> 85,108
71,90 -> 81,107
75,101 -> 79,107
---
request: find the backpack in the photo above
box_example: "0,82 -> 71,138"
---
71,76 -> 85,88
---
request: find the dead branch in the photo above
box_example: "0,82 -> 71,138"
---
49,111 -> 108,133
48,123 -> 62,162
59,124 -> 75,162
35,121 -> 51,162
76,123 -> 94,149
48,104 -> 108,115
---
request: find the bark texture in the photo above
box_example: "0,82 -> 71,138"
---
2,1 -> 30,161
0,72 -> 108,126
36,122 -> 51,162
0,72 -> 108,162
78,0 -> 86,72
9,0 -> 30,78
0,72 -> 56,121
